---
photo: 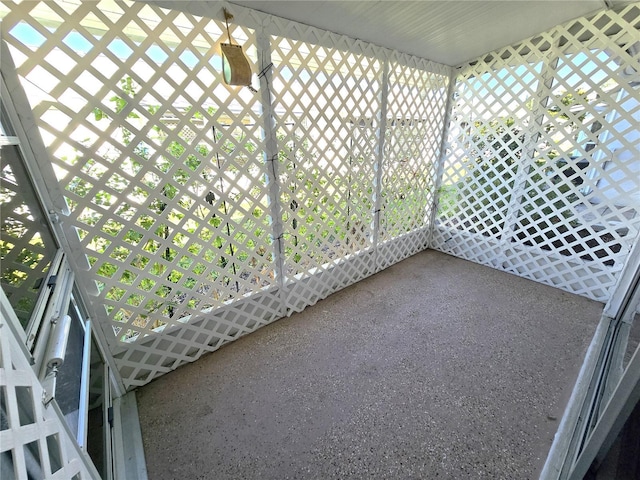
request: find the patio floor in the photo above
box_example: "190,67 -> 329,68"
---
136,249 -> 603,479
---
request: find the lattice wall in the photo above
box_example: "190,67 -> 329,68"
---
0,0 -> 450,388
269,33 -> 383,312
0,308 -> 99,479
6,0 -> 636,392
378,56 -> 449,269
433,3 -> 640,301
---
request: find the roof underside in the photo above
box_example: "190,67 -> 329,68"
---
228,0 -> 619,65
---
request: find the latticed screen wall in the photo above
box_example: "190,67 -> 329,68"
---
433,3 -> 640,301
2,0 -> 639,389
0,0 -> 450,388
269,34 -> 383,311
379,58 -> 449,269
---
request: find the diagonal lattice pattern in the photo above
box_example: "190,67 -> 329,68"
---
434,3 -> 640,301
269,34 -> 382,309
268,32 -> 450,311
1,145 -> 59,329
378,55 -> 449,269
2,1 -> 275,348
273,39 -> 380,269
2,7 -> 639,476
1,0 -> 452,388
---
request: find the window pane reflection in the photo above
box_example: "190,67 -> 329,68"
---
0,143 -> 58,329
87,337 -> 107,478
55,307 -> 85,436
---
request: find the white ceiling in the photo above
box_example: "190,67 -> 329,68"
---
228,0 -> 621,66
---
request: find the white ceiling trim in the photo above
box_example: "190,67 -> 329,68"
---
226,0 -> 615,66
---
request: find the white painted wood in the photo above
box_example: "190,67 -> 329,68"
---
0,294 -> 100,479
433,3 -> 640,302
372,59 -> 390,271
1,0 -> 637,394
226,0 -> 605,66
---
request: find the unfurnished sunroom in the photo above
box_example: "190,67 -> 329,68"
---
1,1 -> 639,479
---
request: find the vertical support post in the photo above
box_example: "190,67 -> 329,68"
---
372,58 -> 390,272
256,26 -> 287,316
427,67 -> 456,248
498,43 -> 560,267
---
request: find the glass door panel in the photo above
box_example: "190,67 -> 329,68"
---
0,141 -> 59,330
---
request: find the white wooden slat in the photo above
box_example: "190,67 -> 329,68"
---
2,0 -> 636,394
1,314 -> 97,479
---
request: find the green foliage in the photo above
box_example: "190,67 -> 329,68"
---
547,89 -> 588,120
75,72 -> 445,326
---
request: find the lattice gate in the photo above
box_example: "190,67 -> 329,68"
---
433,3 -> 640,302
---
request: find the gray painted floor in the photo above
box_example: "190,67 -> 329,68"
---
137,250 -> 603,479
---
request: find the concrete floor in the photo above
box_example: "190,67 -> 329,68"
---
137,250 -> 603,479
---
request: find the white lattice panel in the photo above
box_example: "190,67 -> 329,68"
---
378,55 -> 449,270
434,3 -> 640,301
1,146 -> 58,329
112,288 -> 283,386
269,33 -> 383,311
1,0 -> 453,387
0,311 -> 98,479
5,0 -> 637,393
1,1 -> 280,385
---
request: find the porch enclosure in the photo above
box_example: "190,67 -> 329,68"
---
1,0 -> 639,478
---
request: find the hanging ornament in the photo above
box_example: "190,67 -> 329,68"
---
221,8 -> 252,87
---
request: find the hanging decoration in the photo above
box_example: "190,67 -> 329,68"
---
220,8 -> 252,87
